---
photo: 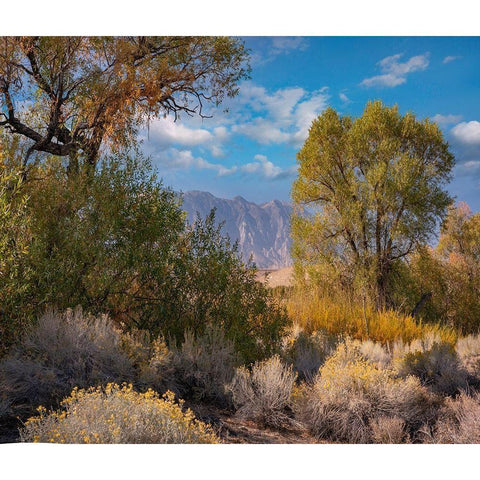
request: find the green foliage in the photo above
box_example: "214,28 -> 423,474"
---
0,142 -> 286,362
405,203 -> 480,332
25,153 -> 185,331
292,101 -> 454,309
163,211 -> 288,361
0,145 -> 31,353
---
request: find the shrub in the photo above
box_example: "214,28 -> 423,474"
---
294,341 -> 438,443
393,333 -> 468,395
20,383 -> 218,444
456,334 -> 480,378
0,309 -> 134,418
433,392 -> 480,443
281,324 -> 338,380
169,325 -> 240,406
355,339 -> 391,368
370,416 -> 410,444
227,355 -> 297,429
165,211 -> 288,362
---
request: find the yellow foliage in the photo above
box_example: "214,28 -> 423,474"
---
22,383 -> 218,444
285,290 -> 456,345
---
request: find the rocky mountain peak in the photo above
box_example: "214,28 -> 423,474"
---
181,191 -> 293,269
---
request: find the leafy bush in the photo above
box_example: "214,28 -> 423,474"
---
281,324 -> 338,380
393,334 -> 468,395
21,383 -> 218,444
25,154 -> 185,332
7,153 -> 287,363
165,211 -> 288,361
227,355 -> 297,428
0,147 -> 31,354
294,341 -> 438,443
432,392 -> 480,443
0,309 -> 134,418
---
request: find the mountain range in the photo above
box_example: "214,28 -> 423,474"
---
181,191 -> 293,269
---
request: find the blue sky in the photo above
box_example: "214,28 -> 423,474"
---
141,36 -> 480,211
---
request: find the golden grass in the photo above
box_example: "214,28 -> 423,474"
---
285,291 -> 456,345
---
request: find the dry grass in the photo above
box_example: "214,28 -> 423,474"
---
0,309 -> 134,418
433,392 -> 480,443
370,416 -> 410,444
256,266 -> 294,288
285,291 -> 456,345
227,355 -> 297,429
456,334 -> 480,377
393,333 -> 469,395
21,383 -> 219,444
294,341 -> 439,443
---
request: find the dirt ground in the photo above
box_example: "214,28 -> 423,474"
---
255,266 -> 294,289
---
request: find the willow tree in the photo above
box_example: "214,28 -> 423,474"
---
0,36 -> 249,174
291,101 -> 454,309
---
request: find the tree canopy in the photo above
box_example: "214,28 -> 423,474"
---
291,101 -> 454,309
0,36 -> 249,173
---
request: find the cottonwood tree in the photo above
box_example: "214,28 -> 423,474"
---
292,101 -> 454,309
0,36 -> 249,174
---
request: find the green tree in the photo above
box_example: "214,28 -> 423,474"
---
292,101 -> 454,309
24,153 -> 185,326
0,36 -> 249,173
165,211 -> 287,361
407,203 -> 480,331
0,142 -> 31,353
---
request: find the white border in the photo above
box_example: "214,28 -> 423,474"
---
1,0 -> 479,35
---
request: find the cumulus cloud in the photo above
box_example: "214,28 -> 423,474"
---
451,121 -> 480,146
360,53 -> 429,88
270,37 -> 309,55
431,114 -> 463,126
142,116 -> 230,158
154,148 -> 237,177
443,55 -> 461,64
249,37 -> 309,66
239,154 -> 297,180
233,83 -> 329,145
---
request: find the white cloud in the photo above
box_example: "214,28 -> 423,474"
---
431,114 -> 463,126
147,116 -> 212,147
339,92 -> 350,103
239,154 -> 297,180
270,37 -> 309,55
451,121 -> 480,146
360,53 -> 429,88
142,116 -> 230,158
232,120 -> 291,145
155,148 -> 237,176
233,82 -> 329,145
443,55 -> 461,64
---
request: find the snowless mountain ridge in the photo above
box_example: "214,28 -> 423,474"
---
181,190 -> 293,269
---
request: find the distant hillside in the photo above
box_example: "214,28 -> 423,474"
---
181,191 -> 293,269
